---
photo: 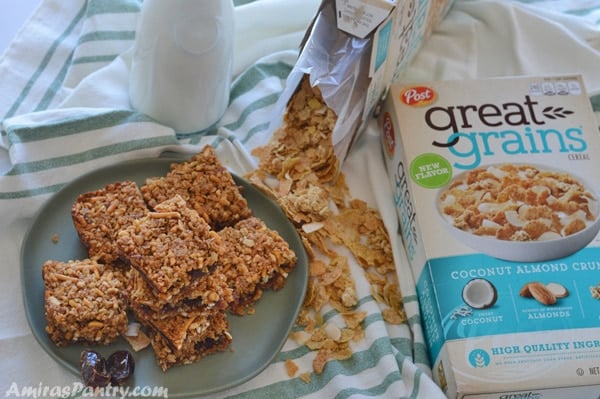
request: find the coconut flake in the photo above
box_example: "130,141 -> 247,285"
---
290,330 -> 311,345
440,194 -> 456,207
324,323 -> 342,341
328,199 -> 340,215
481,219 -> 501,229
302,222 -> 324,234
125,322 -> 141,337
505,210 -> 525,227
264,175 -> 279,190
487,166 -> 506,179
537,231 -> 562,241
477,202 -> 503,213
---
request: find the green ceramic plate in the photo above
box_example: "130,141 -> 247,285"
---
21,157 -> 308,398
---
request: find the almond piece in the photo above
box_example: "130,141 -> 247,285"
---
546,282 -> 569,298
519,283 -> 533,298
528,282 -> 556,306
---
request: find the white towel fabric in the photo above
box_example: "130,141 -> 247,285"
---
1,0 -> 600,398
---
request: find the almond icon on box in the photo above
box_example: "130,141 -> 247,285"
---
519,281 -> 569,306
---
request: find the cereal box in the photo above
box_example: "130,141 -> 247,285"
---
270,0 -> 454,167
379,75 -> 600,398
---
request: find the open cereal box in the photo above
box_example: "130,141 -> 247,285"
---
379,75 -> 600,398
268,0 -> 454,169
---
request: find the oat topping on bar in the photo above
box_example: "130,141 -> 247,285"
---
141,145 -> 252,229
116,195 -> 224,295
71,180 -> 148,265
218,217 -> 297,315
128,267 -> 233,314
42,259 -> 128,346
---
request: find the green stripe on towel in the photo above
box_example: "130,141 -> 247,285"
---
4,110 -> 155,144
6,136 -> 177,176
3,3 -> 88,119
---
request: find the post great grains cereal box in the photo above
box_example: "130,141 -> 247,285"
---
379,75 -> 600,398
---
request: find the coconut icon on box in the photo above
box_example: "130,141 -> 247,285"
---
462,278 -> 498,310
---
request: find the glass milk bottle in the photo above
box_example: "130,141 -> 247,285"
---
129,0 -> 234,133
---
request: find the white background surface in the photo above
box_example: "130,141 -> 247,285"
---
0,0 -> 41,55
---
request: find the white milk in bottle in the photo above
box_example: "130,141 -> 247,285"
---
129,0 -> 234,133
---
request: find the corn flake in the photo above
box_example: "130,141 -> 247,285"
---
246,73 -> 408,376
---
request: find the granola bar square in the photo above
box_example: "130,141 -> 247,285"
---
218,217 -> 297,315
72,180 -> 148,265
116,195 -> 224,296
128,267 -> 233,314
133,306 -> 232,371
149,328 -> 232,372
131,302 -> 226,350
141,145 -> 252,230
42,259 -> 128,346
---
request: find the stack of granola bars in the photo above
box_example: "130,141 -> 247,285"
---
42,145 -> 297,371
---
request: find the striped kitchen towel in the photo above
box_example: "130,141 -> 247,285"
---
1,1 -> 600,398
